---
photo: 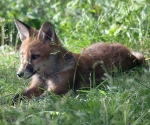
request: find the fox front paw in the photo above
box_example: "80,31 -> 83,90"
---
12,93 -> 24,105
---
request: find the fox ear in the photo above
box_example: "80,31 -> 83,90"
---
38,22 -> 55,42
14,19 -> 30,41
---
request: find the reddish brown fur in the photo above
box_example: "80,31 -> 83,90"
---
12,19 -> 145,104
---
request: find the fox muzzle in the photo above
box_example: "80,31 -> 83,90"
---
17,64 -> 35,79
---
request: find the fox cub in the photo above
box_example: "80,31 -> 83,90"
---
12,19 -> 145,104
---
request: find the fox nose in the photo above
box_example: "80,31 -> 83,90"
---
17,72 -> 24,78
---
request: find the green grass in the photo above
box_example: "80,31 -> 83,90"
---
0,0 -> 150,125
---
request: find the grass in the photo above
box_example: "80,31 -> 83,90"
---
0,0 -> 150,124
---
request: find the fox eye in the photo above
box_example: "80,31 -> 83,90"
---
31,54 -> 40,60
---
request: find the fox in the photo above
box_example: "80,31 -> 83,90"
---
12,19 -> 146,104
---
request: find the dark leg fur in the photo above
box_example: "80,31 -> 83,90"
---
12,86 -> 44,105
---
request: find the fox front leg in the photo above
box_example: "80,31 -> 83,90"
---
12,85 -> 45,105
12,75 -> 46,105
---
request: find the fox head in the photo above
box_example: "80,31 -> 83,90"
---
14,19 -> 61,79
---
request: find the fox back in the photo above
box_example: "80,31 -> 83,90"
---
12,19 -> 145,104
74,42 -> 145,89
